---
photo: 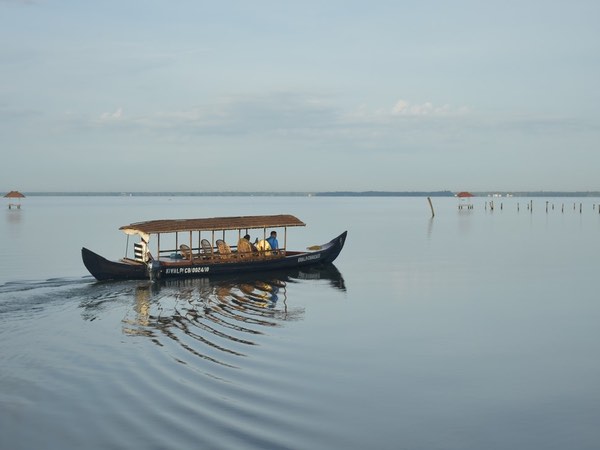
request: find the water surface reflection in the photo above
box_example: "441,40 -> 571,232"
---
118,264 -> 346,368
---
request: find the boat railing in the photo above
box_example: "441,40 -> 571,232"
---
155,245 -> 286,262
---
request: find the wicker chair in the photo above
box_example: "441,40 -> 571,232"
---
200,239 -> 213,258
179,244 -> 192,260
216,239 -> 232,257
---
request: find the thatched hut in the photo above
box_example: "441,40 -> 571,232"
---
456,191 -> 474,210
4,190 -> 26,209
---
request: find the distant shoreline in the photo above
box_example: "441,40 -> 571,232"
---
6,191 -> 600,197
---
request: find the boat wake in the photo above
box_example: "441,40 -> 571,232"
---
0,276 -> 94,316
0,276 -> 92,294
0,264 -> 347,450
1,265 -> 345,368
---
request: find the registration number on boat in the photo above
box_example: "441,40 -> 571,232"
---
165,266 -> 210,275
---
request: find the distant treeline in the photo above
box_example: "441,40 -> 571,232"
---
313,191 -> 454,197
12,191 -> 600,197
476,192 -> 600,197
21,191 -> 455,197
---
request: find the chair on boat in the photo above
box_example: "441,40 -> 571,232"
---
201,239 -> 213,253
179,244 -> 192,260
216,239 -> 232,258
200,239 -> 214,258
237,237 -> 252,256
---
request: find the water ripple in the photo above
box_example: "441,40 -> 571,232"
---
1,265 -> 347,450
121,279 -> 295,369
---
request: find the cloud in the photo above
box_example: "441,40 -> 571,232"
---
391,99 -> 469,117
340,100 -> 470,128
99,107 -> 123,121
93,92 -> 338,137
84,94 -> 476,156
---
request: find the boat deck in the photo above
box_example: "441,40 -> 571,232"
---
156,251 -> 293,266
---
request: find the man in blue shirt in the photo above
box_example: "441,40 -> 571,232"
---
266,231 -> 279,252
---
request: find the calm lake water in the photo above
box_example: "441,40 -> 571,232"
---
1,196 -> 600,450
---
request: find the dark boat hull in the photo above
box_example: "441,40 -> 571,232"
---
83,231 -> 347,281
82,247 -> 149,281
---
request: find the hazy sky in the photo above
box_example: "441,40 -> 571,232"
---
1,0 -> 598,192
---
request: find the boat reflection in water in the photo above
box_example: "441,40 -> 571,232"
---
122,264 -> 345,367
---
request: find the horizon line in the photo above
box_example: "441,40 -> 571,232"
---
4,190 -> 600,198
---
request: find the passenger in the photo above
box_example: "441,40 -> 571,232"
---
266,231 -> 279,252
255,239 -> 271,255
237,234 -> 256,254
246,234 -> 258,252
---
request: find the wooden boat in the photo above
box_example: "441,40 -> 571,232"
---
82,214 -> 347,281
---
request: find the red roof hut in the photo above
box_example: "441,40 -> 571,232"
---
456,191 -> 474,210
4,190 -> 26,209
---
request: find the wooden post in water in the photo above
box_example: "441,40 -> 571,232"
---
580,203 -> 583,213
427,197 -> 435,217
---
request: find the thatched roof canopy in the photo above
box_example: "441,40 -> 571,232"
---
4,190 -> 25,198
120,214 -> 305,238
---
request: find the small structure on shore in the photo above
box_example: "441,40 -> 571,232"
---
456,191 -> 474,210
4,190 -> 26,209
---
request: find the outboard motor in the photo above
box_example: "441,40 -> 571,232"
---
147,260 -> 161,281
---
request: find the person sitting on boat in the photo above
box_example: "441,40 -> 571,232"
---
255,238 -> 271,256
246,234 -> 258,252
237,234 -> 257,254
266,231 -> 279,253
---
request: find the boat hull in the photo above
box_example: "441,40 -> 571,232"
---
83,231 -> 347,281
82,247 -> 149,281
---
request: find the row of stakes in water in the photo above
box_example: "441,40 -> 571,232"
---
476,201 -> 600,213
